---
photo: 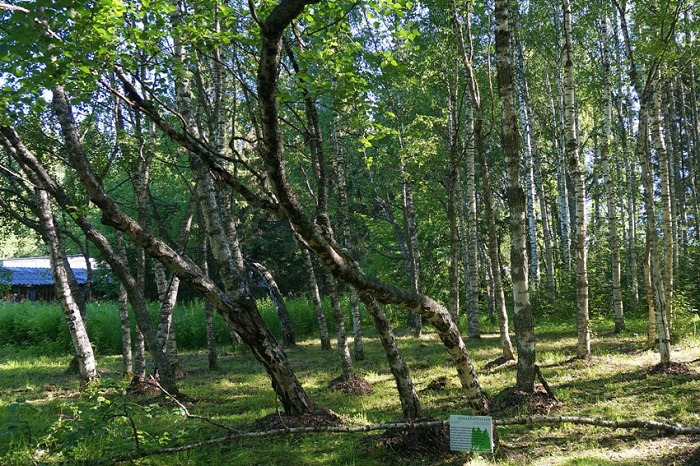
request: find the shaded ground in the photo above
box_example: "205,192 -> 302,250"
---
253,406 -> 342,430
365,418 -> 456,463
490,384 -> 561,417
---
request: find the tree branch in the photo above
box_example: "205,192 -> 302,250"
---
103,415 -> 700,464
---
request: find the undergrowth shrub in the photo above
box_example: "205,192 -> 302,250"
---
0,297 -> 345,356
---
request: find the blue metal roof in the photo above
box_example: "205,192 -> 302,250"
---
0,267 -> 88,286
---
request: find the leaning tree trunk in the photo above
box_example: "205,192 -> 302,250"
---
562,0 -> 590,360
250,260 -> 296,348
5,112 -> 180,395
283,36 -> 362,368
119,0 -> 490,415
296,236 -> 332,350
361,295 -> 421,419
495,0 -> 536,391
35,188 -> 98,383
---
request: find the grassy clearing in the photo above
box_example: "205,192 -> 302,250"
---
1,306 -> 699,465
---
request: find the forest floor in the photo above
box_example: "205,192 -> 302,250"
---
1,313 -> 700,465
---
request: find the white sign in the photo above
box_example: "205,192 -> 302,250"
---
449,415 -> 493,453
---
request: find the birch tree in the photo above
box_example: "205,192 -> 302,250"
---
561,0 -> 590,359
495,0 -> 536,391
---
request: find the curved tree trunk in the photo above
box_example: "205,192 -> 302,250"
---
250,260 -> 296,348
115,0 -> 490,415
36,188 -> 98,383
325,269 -> 355,381
297,237 -> 331,350
3,118 -> 180,395
361,295 -> 421,419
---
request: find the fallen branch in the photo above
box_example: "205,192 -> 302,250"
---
104,415 -> 700,463
494,415 -> 700,434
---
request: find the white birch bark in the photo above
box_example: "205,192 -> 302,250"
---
600,14 -> 625,333
447,82 -> 461,324
561,0 -> 590,359
515,37 -> 540,288
546,72 -> 572,272
115,232 -> 133,376
495,0 -> 535,390
651,88 -> 675,331
464,108 -> 480,339
638,105 -> 672,366
37,188 -> 98,382
451,0 -> 513,357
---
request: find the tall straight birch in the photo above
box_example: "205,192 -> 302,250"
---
451,0 -> 510,351
495,0 -> 535,390
599,11 -> 625,333
651,88 -> 675,330
561,0 -> 590,359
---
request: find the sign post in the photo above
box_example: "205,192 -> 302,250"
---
449,415 -> 494,453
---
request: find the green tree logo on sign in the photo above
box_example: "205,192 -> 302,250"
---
471,427 -> 491,452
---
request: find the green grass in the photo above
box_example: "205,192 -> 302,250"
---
1,302 -> 699,465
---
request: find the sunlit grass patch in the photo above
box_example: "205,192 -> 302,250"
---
1,309 -> 699,465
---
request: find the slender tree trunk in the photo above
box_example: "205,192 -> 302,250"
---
451,0 -> 514,358
325,269 -> 355,381
115,232 -> 133,376
599,14 -> 625,333
644,227 -> 656,343
561,0 -> 590,359
447,83 -> 461,324
651,87 -> 674,332
464,108 -> 480,339
297,238 -> 331,350
328,76 -> 364,360
250,261 -> 296,348
361,295 -> 421,419
638,104 -> 672,367
402,161 -> 422,336
283,36 -> 363,367
36,188 -> 98,383
515,37 -> 540,289
495,0 -> 535,391
618,97 -> 640,306
546,72 -> 572,272
200,235 -> 218,370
